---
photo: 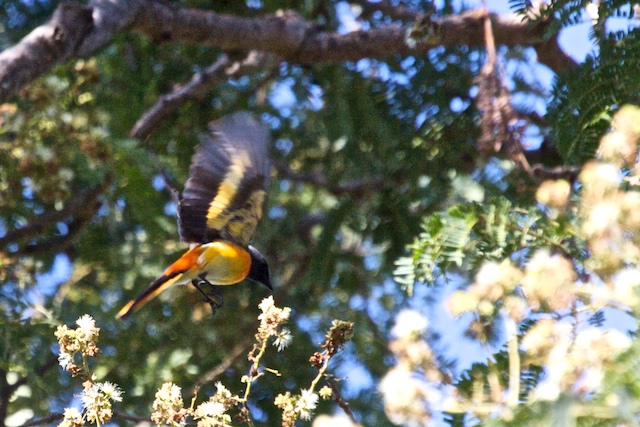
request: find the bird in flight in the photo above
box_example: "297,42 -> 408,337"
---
117,112 -> 272,319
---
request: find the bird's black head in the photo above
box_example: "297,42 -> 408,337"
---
247,245 -> 272,291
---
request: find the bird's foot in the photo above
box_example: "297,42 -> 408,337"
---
191,278 -> 223,316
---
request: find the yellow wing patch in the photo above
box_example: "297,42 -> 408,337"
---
206,150 -> 251,229
225,190 -> 265,244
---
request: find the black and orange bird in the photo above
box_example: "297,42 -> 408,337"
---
117,112 -> 271,319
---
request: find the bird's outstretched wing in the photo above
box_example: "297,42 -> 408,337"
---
178,112 -> 270,246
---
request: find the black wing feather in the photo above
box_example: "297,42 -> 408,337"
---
178,112 -> 270,245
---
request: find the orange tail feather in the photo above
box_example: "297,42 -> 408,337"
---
116,271 -> 186,319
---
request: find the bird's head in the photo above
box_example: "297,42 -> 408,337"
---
247,245 -> 272,291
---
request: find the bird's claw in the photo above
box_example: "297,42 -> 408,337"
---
191,279 -> 224,316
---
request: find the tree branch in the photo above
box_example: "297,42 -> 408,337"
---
273,160 -> 385,196
1,368 -> 8,427
19,206 -> 98,256
131,4 -> 577,72
0,185 -> 105,250
326,375 -> 359,425
130,51 -> 278,140
0,0 -> 577,103
191,339 -> 253,394
5,354 -> 58,398
17,413 -> 64,427
0,3 -> 93,102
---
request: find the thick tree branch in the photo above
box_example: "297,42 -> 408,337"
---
0,3 -> 93,101
0,0 -> 577,103
132,4 -> 575,71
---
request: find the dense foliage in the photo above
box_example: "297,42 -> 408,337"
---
3,0 -> 640,426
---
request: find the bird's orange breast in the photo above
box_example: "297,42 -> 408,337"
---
165,241 -> 251,285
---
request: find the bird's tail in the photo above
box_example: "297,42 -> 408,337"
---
116,271 -> 186,319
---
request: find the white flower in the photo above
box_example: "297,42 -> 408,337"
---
295,389 -> 319,420
75,314 -> 99,341
257,296 -> 291,338
98,382 -> 123,402
197,401 -> 226,418
214,382 -> 231,399
58,352 -> 73,369
577,368 -> 604,392
583,203 -> 620,237
531,378 -> 561,402
391,309 -> 429,340
63,407 -> 82,418
59,407 -> 83,427
151,383 -> 186,427
80,384 -> 101,409
155,382 -> 183,405
258,296 -> 275,314
273,328 -> 293,351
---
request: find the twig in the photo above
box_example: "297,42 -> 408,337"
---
505,317 -> 520,407
18,413 -> 64,427
531,164 -> 581,183
191,339 -> 253,394
326,375 -> 359,425
6,354 -> 57,397
112,410 -> 152,423
19,207 -> 98,256
273,160 -> 385,196
475,6 -> 532,174
0,185 -> 104,250
130,51 -> 278,140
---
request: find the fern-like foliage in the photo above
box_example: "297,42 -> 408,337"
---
509,0 -> 636,37
549,30 -> 640,164
394,198 -> 581,293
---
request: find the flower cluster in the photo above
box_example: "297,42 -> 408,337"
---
55,315 -> 123,427
151,381 -> 242,427
449,260 -> 522,318
257,295 -> 292,344
435,105 -> 640,420
274,318 -> 354,426
55,314 -> 101,376
54,301 -> 356,427
522,319 -> 631,400
59,408 -> 83,427
151,382 -> 188,427
193,382 -> 237,427
80,382 -> 123,425
274,389 -> 320,426
379,309 -> 445,425
521,250 -> 576,311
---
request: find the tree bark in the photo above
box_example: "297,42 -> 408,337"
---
0,0 -> 576,103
